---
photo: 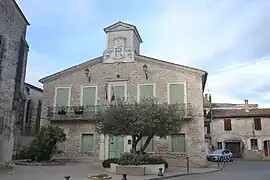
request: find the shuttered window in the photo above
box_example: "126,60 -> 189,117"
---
139,84 -> 154,100
254,117 -> 262,131
111,85 -> 125,105
172,134 -> 186,152
82,87 -> 96,106
224,119 -> 232,131
55,88 -> 69,106
169,84 -> 185,104
81,134 -> 94,152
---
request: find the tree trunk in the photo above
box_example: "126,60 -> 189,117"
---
131,135 -> 142,154
139,134 -> 154,153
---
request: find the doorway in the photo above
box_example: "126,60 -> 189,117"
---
264,140 -> 270,156
225,141 -> 242,158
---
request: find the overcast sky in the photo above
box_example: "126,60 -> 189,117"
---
17,0 -> 270,107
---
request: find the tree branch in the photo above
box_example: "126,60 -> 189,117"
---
139,134 -> 154,153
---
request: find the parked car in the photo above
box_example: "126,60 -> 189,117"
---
206,149 -> 234,162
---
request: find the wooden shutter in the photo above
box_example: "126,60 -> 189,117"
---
112,86 -> 125,105
82,87 -> 96,106
172,134 -> 185,152
55,88 -> 69,106
81,134 -> 93,152
139,85 -> 154,100
254,117 -> 262,130
169,84 -> 185,104
224,119 -> 232,131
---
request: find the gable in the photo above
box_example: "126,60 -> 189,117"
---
104,21 -> 142,43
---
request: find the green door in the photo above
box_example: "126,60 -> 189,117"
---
109,136 -> 124,158
81,134 -> 93,152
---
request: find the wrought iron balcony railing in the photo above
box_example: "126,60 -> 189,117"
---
47,103 -> 193,121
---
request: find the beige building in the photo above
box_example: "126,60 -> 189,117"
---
13,83 -> 43,159
39,21 -> 208,166
208,99 -> 270,160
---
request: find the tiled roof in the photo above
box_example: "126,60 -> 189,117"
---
212,108 -> 270,118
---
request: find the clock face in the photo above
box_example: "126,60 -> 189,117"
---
114,44 -> 124,60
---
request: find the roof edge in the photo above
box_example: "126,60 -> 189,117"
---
12,0 -> 30,25
39,56 -> 103,84
25,82 -> 43,92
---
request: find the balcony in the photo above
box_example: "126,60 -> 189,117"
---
47,103 -> 193,121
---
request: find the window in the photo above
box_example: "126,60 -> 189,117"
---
110,84 -> 126,105
56,142 -> 66,152
168,83 -> 186,115
224,119 -> 232,131
82,86 -> 97,112
81,134 -> 94,152
172,134 -> 185,152
138,84 -> 155,101
250,139 -> 258,150
217,142 -> 222,149
254,117 -> 262,131
139,136 -> 154,152
55,87 -> 70,106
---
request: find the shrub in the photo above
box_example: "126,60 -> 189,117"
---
102,158 -> 118,168
25,125 -> 66,162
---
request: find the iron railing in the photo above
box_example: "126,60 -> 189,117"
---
47,103 -> 193,121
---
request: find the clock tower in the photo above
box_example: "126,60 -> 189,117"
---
103,21 -> 143,63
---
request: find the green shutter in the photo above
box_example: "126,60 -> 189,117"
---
83,87 -> 96,106
169,84 -> 185,104
56,142 -> 66,152
112,86 -> 125,105
139,85 -> 154,100
55,88 -> 69,106
81,134 -> 93,152
172,134 -> 185,152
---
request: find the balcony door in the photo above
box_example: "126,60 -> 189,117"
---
108,82 -> 127,104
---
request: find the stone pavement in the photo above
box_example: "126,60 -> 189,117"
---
0,162 -> 222,180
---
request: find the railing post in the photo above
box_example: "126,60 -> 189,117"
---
158,168 -> 164,176
64,176 -> 70,180
186,156 -> 190,173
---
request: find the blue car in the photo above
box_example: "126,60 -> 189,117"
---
206,149 -> 234,162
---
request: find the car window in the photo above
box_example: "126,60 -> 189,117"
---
213,149 -> 223,154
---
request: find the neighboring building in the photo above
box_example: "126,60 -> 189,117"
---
208,99 -> 270,160
39,21 -> 208,167
13,83 -> 43,159
0,0 -> 30,164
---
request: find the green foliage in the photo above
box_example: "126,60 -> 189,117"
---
97,98 -> 188,153
25,125 -> 66,162
102,153 -> 168,169
102,158 -> 119,168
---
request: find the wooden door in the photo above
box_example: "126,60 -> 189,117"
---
109,136 -> 124,158
225,142 -> 241,158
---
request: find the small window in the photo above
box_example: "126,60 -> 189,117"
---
254,117 -> 262,131
224,119 -> 232,131
217,142 -> 222,149
250,139 -> 258,150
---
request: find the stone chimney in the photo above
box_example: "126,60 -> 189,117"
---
209,94 -> 212,103
244,100 -> 249,112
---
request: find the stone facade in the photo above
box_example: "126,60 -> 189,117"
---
40,22 -> 207,167
207,99 -> 270,160
13,83 -> 43,159
0,0 -> 30,164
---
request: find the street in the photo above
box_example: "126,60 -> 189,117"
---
171,160 -> 270,180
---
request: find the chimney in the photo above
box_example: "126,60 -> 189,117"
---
205,94 -> 208,100
244,99 -> 249,112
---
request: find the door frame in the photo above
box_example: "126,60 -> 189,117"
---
225,141 -> 242,158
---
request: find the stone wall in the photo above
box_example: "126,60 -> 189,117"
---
0,0 -> 29,164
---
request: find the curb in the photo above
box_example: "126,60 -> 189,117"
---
144,166 -> 224,180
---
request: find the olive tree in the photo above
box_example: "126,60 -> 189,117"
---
96,98 -> 188,154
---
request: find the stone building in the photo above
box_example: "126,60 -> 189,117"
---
0,0 -> 30,165
13,83 -> 43,159
206,98 -> 270,160
39,21 -> 208,167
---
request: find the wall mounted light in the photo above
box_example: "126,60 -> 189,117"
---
84,68 -> 91,82
143,64 -> 148,80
